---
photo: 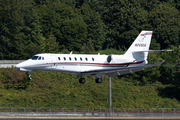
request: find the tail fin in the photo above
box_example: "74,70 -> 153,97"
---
124,31 -> 153,64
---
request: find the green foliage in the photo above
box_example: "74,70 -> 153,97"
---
33,0 -> 61,5
15,14 -> 46,59
149,4 -> 180,49
9,71 -> 30,89
86,0 -> 150,49
0,67 -> 179,108
150,38 -> 161,50
160,46 -> 180,84
78,4 -> 106,51
137,0 -> 162,11
45,32 -> 59,53
20,44 -> 43,59
0,0 -> 180,59
37,2 -> 87,52
0,68 -> 30,90
82,40 -> 95,54
0,0 -> 34,59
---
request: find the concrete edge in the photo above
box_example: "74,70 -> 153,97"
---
0,117 -> 180,119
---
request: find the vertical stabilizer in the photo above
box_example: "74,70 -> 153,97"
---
124,31 -> 153,63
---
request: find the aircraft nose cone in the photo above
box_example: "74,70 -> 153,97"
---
15,63 -> 22,69
16,62 -> 25,68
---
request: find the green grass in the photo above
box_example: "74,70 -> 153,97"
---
0,67 -> 179,108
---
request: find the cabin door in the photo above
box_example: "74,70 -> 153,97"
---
51,55 -> 57,69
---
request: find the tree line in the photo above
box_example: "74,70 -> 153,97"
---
1,0 -> 180,87
0,0 -> 180,60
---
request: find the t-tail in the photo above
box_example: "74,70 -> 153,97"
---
124,31 -> 153,64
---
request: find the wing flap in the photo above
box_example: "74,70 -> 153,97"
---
81,60 -> 164,77
105,67 -> 144,77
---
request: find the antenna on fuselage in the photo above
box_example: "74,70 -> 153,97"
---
70,51 -> 73,54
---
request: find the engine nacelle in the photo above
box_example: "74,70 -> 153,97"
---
107,55 -> 112,63
107,55 -> 128,63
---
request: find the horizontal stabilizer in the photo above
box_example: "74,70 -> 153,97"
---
133,50 -> 173,53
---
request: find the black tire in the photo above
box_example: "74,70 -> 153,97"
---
79,78 -> 86,84
28,76 -> 32,80
95,78 -> 102,83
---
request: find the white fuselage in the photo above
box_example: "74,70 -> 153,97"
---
16,53 -> 145,74
15,31 -> 167,83
15,31 -> 161,83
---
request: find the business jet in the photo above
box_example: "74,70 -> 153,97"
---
16,31 -> 170,83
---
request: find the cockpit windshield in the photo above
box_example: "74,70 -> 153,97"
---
30,56 -> 39,60
30,56 -> 44,60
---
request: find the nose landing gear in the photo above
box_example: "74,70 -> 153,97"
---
28,71 -> 32,80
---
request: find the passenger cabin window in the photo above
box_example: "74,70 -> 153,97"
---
64,57 -> 66,61
92,58 -> 94,61
85,58 -> 88,61
42,57 -> 44,60
69,57 -> 71,61
80,57 -> 82,61
74,57 -> 77,61
58,57 -> 60,60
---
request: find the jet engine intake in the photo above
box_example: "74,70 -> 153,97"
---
107,55 -> 112,63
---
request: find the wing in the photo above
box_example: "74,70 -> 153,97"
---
81,60 -> 164,77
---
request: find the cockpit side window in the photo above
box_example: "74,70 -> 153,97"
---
38,56 -> 41,60
31,56 -> 39,60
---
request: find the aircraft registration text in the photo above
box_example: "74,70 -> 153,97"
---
135,43 -> 146,47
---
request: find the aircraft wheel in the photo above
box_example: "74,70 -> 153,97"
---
28,71 -> 32,80
79,78 -> 85,84
28,76 -> 32,80
95,78 -> 102,83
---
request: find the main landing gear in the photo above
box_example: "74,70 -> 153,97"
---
79,78 -> 86,84
95,78 -> 102,83
78,78 -> 102,84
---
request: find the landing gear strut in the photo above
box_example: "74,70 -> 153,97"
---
28,71 -> 32,80
79,78 -> 86,84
